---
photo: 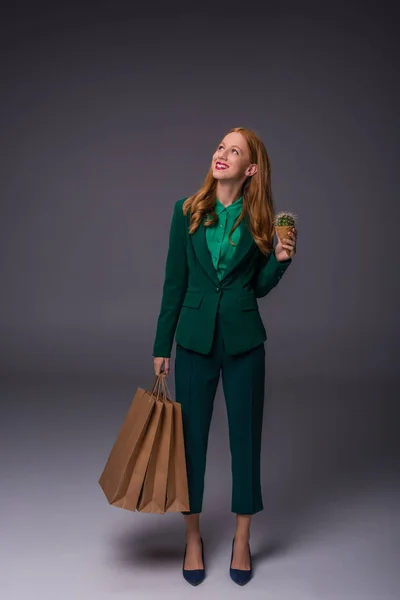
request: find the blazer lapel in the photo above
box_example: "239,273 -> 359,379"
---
190,219 -> 220,285
220,215 -> 256,282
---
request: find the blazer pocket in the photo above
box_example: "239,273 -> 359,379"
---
239,294 -> 258,311
182,291 -> 203,309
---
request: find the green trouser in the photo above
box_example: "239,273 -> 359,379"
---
174,311 -> 266,515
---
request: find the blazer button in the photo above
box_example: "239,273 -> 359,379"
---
215,287 -> 220,293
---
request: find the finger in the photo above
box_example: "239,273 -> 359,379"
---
155,361 -> 163,376
283,244 -> 296,252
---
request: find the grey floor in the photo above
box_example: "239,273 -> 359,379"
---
2,373 -> 399,600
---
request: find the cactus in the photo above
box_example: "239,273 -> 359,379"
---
274,210 -> 297,228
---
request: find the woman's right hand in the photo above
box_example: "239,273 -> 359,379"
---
153,357 -> 170,376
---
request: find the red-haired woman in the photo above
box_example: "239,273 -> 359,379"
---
153,127 -> 297,586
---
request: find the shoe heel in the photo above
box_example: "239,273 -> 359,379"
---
182,536 -> 205,586
229,537 -> 253,586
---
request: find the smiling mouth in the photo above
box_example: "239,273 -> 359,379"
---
215,162 -> 229,170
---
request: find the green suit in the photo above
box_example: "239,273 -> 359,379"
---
153,196 -> 292,515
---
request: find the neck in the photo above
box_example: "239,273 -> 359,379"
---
215,181 -> 243,207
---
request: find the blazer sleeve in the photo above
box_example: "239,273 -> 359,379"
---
152,200 -> 189,358
253,249 -> 292,298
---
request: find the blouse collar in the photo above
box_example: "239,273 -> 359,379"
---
215,195 -> 243,218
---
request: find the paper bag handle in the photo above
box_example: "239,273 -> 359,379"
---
150,373 -> 172,402
158,373 -> 172,401
150,374 -> 167,400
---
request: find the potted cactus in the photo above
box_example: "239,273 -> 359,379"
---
274,210 -> 297,249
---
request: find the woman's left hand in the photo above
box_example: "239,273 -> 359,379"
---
275,227 -> 297,261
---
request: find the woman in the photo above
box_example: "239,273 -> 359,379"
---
152,127 -> 297,586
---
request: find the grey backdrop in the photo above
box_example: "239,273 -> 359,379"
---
1,2 -> 399,599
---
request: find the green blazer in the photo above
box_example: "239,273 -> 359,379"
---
153,197 -> 292,358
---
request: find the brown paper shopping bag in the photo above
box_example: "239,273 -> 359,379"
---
138,375 -> 190,513
164,380 -> 190,513
98,377 -> 164,511
137,377 -> 174,513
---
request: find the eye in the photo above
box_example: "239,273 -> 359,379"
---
218,144 -> 239,154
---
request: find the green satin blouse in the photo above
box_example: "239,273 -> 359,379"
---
205,196 -> 243,281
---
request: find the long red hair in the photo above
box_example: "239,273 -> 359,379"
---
182,127 -> 275,256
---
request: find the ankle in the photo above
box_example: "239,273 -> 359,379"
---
234,531 -> 250,543
185,531 -> 201,542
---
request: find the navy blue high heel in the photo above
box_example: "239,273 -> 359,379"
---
182,536 -> 205,586
229,537 -> 253,585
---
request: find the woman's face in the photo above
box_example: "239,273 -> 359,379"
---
211,132 -> 257,181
